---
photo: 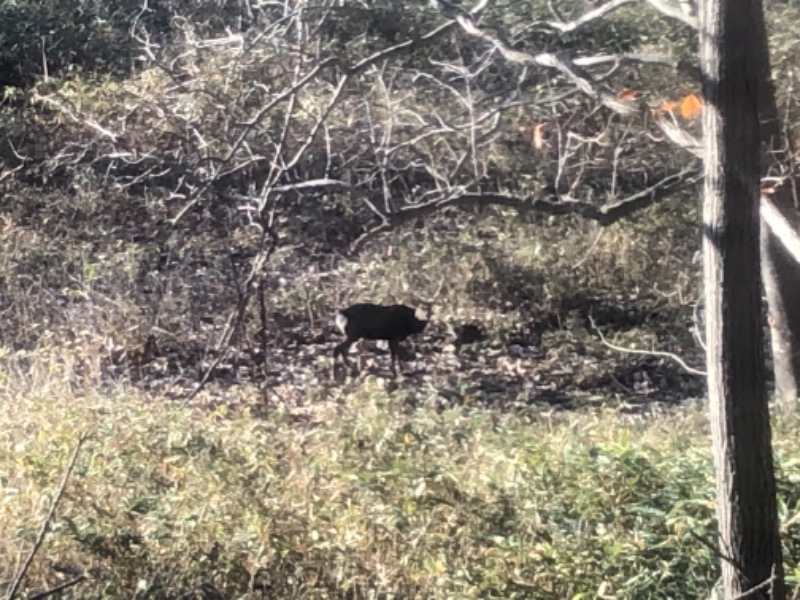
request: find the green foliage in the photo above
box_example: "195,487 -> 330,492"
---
0,376 -> 734,599
5,376 -> 800,598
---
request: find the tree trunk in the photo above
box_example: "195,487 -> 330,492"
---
700,0 -> 785,596
747,0 -> 800,410
749,0 -> 800,409
762,203 -> 800,409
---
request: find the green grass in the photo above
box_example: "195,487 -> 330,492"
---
5,360 -> 783,599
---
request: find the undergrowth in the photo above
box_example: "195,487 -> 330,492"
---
3,365 -> 799,599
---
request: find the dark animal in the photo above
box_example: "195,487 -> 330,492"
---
334,303 -> 429,375
454,323 -> 485,353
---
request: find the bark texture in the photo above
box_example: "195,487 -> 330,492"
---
700,0 -> 785,596
746,0 -> 800,409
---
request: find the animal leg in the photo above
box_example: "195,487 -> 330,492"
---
334,340 -> 352,366
389,339 -> 402,377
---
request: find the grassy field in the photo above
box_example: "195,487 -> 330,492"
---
3,345 -> 800,598
2,197 -> 796,599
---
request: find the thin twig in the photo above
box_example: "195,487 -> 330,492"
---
27,576 -> 87,600
572,227 -> 605,268
687,530 -> 744,573
692,530 -> 773,598
533,0 -> 637,33
732,566 -> 775,600
7,433 -> 89,600
693,298 -> 707,351
589,315 -> 707,376
184,226 -> 280,405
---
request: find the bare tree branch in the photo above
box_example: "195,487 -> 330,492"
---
349,168 -> 700,254
534,0 -> 637,33
575,53 -> 700,82
532,0 -> 697,32
761,195 -> 800,265
27,576 -> 87,600
453,14 -> 640,115
643,0 -> 698,28
590,315 -> 707,376
654,115 -> 703,157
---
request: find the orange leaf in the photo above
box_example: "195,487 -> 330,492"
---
617,88 -> 637,101
679,93 -> 703,119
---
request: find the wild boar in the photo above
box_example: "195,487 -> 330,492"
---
333,303 -> 429,375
